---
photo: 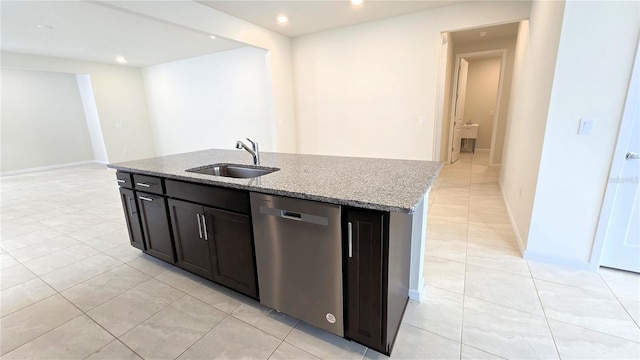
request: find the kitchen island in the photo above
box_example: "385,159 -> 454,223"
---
108,149 -> 442,355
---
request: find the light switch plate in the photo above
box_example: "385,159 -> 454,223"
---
578,118 -> 594,135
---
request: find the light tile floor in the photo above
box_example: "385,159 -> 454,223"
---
0,154 -> 638,359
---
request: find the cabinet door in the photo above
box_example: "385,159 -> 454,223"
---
344,208 -> 386,353
204,207 -> 258,299
168,199 -> 213,280
118,188 -> 145,250
137,192 -> 175,263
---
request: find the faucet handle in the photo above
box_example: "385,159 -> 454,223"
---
246,138 -> 258,151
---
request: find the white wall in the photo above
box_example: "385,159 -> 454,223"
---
107,1 -> 296,153
463,57 -> 501,150
525,0 -> 640,267
1,68 -> 94,172
1,52 -> 156,164
143,47 -> 274,156
500,0 -> 566,252
291,1 -> 530,160
454,36 -> 517,164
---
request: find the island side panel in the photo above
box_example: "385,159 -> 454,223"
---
409,192 -> 427,300
387,210 -> 413,352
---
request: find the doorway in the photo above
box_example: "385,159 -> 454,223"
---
448,51 -> 506,165
435,22 -> 520,168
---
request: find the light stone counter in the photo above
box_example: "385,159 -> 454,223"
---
108,149 -> 442,214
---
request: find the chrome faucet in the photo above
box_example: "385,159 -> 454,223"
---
235,138 -> 260,165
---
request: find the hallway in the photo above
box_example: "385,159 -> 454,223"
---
401,151 -> 640,359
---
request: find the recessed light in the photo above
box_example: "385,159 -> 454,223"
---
479,31 -> 488,37
277,15 -> 288,24
210,35 -> 217,39
116,56 -> 127,64
351,0 -> 364,6
36,24 -> 53,30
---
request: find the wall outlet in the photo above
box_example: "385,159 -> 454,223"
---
115,122 -> 123,128
578,118 -> 594,135
418,116 -> 426,125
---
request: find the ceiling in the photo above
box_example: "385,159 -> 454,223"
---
0,0 -> 509,68
0,1 -> 246,67
450,22 -> 520,44
198,0 -> 469,38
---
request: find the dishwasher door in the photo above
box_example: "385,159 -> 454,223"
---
250,192 -> 343,336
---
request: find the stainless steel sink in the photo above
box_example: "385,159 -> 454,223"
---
186,163 -> 279,178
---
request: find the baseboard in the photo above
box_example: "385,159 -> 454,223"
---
523,250 -> 593,272
408,288 -> 423,302
1,160 -> 97,177
498,179 -> 526,256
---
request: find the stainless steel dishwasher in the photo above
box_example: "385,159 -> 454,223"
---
250,192 -> 343,336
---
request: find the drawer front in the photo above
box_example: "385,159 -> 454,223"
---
133,174 -> 165,195
165,179 -> 250,215
116,171 -> 133,189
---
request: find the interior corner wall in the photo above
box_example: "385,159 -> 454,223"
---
463,57 -> 501,150
142,47 -> 275,156
76,74 -> 109,164
453,36 -> 518,164
1,52 -> 156,164
0,68 -> 94,172
291,0 -> 530,160
500,0 -> 566,252
525,0 -> 640,267
106,1 -> 296,153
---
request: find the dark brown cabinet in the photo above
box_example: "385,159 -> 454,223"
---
137,192 -> 175,264
206,208 -> 257,299
166,182 -> 258,299
343,207 -> 409,356
118,187 -> 145,251
168,199 -> 213,279
344,207 -> 387,353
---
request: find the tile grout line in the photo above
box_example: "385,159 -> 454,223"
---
458,152 -> 473,359
597,270 -> 640,330
527,261 -> 563,359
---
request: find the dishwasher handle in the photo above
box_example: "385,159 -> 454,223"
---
281,210 -> 302,221
258,205 -> 330,226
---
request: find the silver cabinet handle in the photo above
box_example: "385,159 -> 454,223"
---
196,214 -> 203,239
136,182 -> 151,187
116,179 -> 125,183
348,222 -> 353,258
626,152 -> 640,160
201,215 -> 208,241
138,196 -> 153,202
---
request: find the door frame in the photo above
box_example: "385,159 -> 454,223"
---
432,33 -> 449,162
590,37 -> 640,271
446,49 -> 507,165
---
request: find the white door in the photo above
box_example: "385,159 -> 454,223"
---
599,42 -> 640,273
451,58 -> 469,163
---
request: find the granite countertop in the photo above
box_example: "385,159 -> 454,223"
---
108,149 -> 443,213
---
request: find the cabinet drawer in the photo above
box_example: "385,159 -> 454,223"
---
133,174 -> 164,195
116,171 -> 133,189
165,179 -> 250,215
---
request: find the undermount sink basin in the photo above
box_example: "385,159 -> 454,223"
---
186,163 -> 279,179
